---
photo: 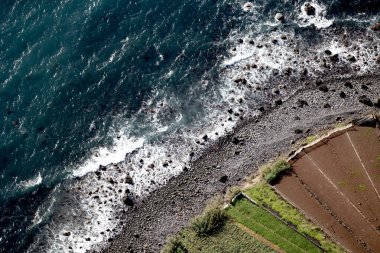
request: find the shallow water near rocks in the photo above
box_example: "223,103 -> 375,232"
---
0,0 -> 379,252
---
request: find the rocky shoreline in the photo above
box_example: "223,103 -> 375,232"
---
101,74 -> 380,253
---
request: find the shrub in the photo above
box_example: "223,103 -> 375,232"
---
262,159 -> 292,184
162,236 -> 188,253
191,204 -> 228,236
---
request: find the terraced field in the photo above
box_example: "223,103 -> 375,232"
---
275,125 -> 380,253
244,183 -> 344,252
163,191 -> 328,253
170,222 -> 277,253
227,198 -> 322,253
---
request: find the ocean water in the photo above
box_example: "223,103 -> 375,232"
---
0,0 -> 379,252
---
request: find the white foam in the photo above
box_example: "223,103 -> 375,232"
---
72,135 -> 144,177
325,41 -> 345,55
223,52 -> 254,66
30,189 -> 57,228
165,70 -> 174,78
242,2 -> 254,12
20,173 -> 42,190
108,51 -> 117,63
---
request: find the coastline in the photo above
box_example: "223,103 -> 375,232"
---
101,74 -> 380,253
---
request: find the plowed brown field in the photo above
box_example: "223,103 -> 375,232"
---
275,125 -> 380,253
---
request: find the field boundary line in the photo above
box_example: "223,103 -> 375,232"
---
288,124 -> 354,162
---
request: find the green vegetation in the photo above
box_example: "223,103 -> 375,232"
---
306,135 -> 318,144
225,186 -> 242,203
244,183 -> 345,253
190,202 -> 228,236
338,181 -> 348,187
375,156 -> 380,168
357,184 -> 367,192
162,236 -> 188,253
228,198 -> 321,253
334,122 -> 346,129
261,159 -> 292,184
162,222 -> 276,253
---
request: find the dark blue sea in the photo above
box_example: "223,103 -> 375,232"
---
0,0 -> 379,252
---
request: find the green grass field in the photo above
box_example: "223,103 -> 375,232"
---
165,222 -> 276,253
228,198 -> 322,253
244,183 -> 345,252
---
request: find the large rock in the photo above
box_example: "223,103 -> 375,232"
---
318,85 -> 329,92
348,55 -> 356,62
234,78 -> 247,84
358,95 -> 373,106
344,82 -> 353,89
12,120 -> 20,128
125,175 -> 134,185
275,99 -> 283,105
275,13 -> 285,22
297,99 -> 309,108
304,3 -> 316,15
123,194 -> 134,207
330,54 -> 339,62
219,175 -> 228,183
374,99 -> 380,108
232,137 -> 241,145
370,23 -> 380,31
